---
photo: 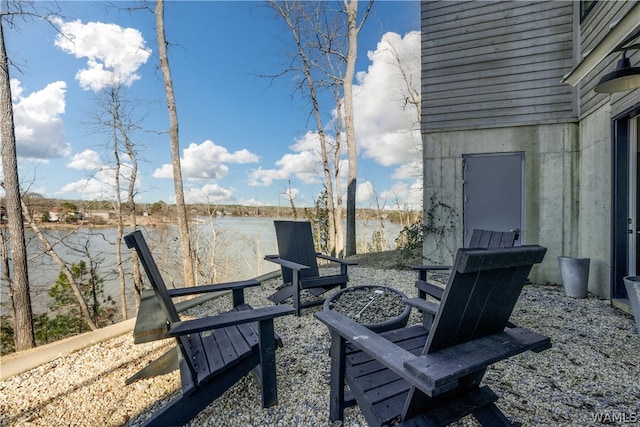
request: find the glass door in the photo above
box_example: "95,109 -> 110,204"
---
630,116 -> 639,276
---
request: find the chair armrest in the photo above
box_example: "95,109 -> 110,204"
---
299,274 -> 348,289
314,310 -> 416,379
166,279 -> 260,297
409,265 -> 453,285
409,265 -> 452,272
415,280 -> 445,301
404,296 -> 439,330
409,265 -> 452,284
316,310 -> 551,400
316,253 -> 357,266
403,327 -> 551,395
403,297 -> 438,316
169,304 -> 295,336
264,255 -> 310,271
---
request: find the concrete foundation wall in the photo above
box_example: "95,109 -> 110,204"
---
422,118 -> 612,297
578,105 -> 612,298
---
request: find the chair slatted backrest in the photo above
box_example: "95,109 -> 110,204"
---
274,221 -> 320,282
468,229 -> 519,248
425,246 -> 546,354
125,230 -> 198,378
125,231 -> 181,323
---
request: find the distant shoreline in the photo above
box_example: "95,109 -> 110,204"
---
1,209 -> 413,230
1,201 -> 416,230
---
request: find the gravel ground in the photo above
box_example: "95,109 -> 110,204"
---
1,266 -> 639,427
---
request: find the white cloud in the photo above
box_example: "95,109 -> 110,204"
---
185,183 -> 236,204
11,79 -> 71,160
352,31 -> 422,166
54,19 -> 152,92
357,181 -> 376,203
153,140 -> 259,181
61,149 -> 138,200
67,149 -> 104,171
60,172 -> 114,199
247,167 -> 289,187
283,186 -> 299,200
380,180 -> 422,210
235,198 -> 267,207
391,161 -> 422,180
152,164 -> 174,179
248,131 -> 331,186
275,150 -> 320,183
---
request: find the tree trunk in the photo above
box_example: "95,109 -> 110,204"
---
155,0 -> 196,287
106,85 -> 143,316
343,0 -> 359,257
0,20 -> 35,351
109,89 -> 127,320
332,89 -> 345,257
269,0 -> 341,257
124,129 -> 142,308
0,228 -> 16,333
20,199 -> 98,330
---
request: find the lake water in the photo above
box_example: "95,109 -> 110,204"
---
1,217 -> 402,318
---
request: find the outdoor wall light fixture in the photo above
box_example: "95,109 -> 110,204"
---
594,50 -> 640,93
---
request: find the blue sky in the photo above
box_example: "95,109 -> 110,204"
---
3,1 -> 421,210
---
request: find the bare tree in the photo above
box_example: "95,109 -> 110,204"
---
0,6 -> 35,350
0,227 -> 15,324
95,84 -> 143,318
380,33 -> 422,222
108,87 -> 128,319
193,203 -> 221,285
317,16 -> 346,257
268,0 -> 372,257
330,81 -> 345,256
268,0 -> 343,256
123,117 -> 143,308
343,0 -> 373,256
282,180 -> 298,220
385,35 -> 421,127
155,0 -> 195,287
20,198 -> 98,330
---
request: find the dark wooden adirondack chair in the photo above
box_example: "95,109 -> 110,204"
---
124,230 -> 294,427
315,245 -> 550,427
265,220 -> 356,316
411,228 -> 519,302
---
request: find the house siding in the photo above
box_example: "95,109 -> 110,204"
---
421,1 -> 576,131
577,1 -> 640,118
421,0 -> 639,299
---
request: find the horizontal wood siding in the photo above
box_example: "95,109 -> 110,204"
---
421,1 -> 575,131
578,1 -> 640,117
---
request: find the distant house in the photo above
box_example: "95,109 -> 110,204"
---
420,1 -> 639,311
84,210 -> 115,222
48,208 -> 61,222
48,208 -> 84,222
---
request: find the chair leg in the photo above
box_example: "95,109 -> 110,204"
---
125,346 -> 179,385
292,270 -> 301,316
141,354 -> 261,427
473,402 -> 520,426
328,330 -> 347,422
258,318 -> 279,407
